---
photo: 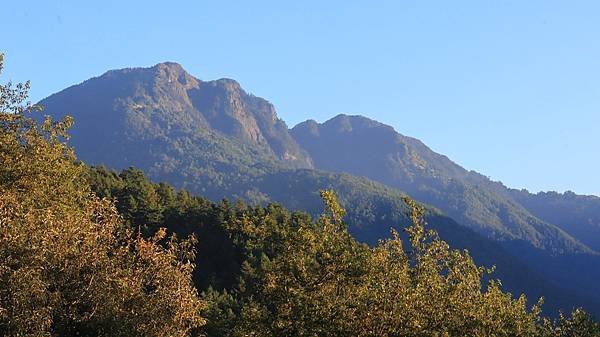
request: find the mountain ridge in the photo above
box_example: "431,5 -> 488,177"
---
39,62 -> 600,257
292,114 -> 594,254
43,61 -> 313,172
291,112 -> 600,309
38,62 -> 600,315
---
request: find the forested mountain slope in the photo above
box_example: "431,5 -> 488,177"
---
291,114 -> 600,308
39,62 -> 600,315
509,190 -> 600,251
291,114 -> 591,254
40,62 -> 312,197
87,166 -> 597,317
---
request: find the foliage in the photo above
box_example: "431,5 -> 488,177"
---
87,161 -> 599,336
88,166 -> 600,335
0,54 -> 205,337
538,309 -> 600,337
202,191 -> 544,336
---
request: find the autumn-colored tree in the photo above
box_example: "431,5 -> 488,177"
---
538,308 -> 600,337
349,197 -> 541,336
0,53 -> 205,337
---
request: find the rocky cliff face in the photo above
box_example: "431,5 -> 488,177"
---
187,77 -> 311,166
40,62 -> 312,171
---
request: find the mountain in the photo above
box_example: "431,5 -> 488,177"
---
291,114 -> 591,254
39,62 -> 600,315
509,190 -> 600,252
40,62 -> 312,197
291,114 -> 600,306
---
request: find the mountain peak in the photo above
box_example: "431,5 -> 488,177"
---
39,63 -> 313,171
292,113 -> 595,256
148,62 -> 199,89
214,77 -> 241,86
327,114 -> 395,132
293,114 -> 395,136
153,61 -> 184,70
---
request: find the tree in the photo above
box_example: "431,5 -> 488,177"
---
202,190 -> 542,336
0,53 -> 205,337
539,308 -> 600,337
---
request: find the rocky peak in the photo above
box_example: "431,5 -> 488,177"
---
324,114 -> 396,134
291,119 -> 320,137
152,62 -> 200,89
40,62 -> 313,169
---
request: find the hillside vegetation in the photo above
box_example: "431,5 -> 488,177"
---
37,62 -> 600,315
2,56 -> 597,335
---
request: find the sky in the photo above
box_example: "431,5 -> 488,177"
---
2,1 -> 599,196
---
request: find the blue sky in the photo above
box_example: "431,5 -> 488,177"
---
2,1 -> 599,196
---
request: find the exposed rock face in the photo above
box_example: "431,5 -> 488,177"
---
40,62 -> 313,175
